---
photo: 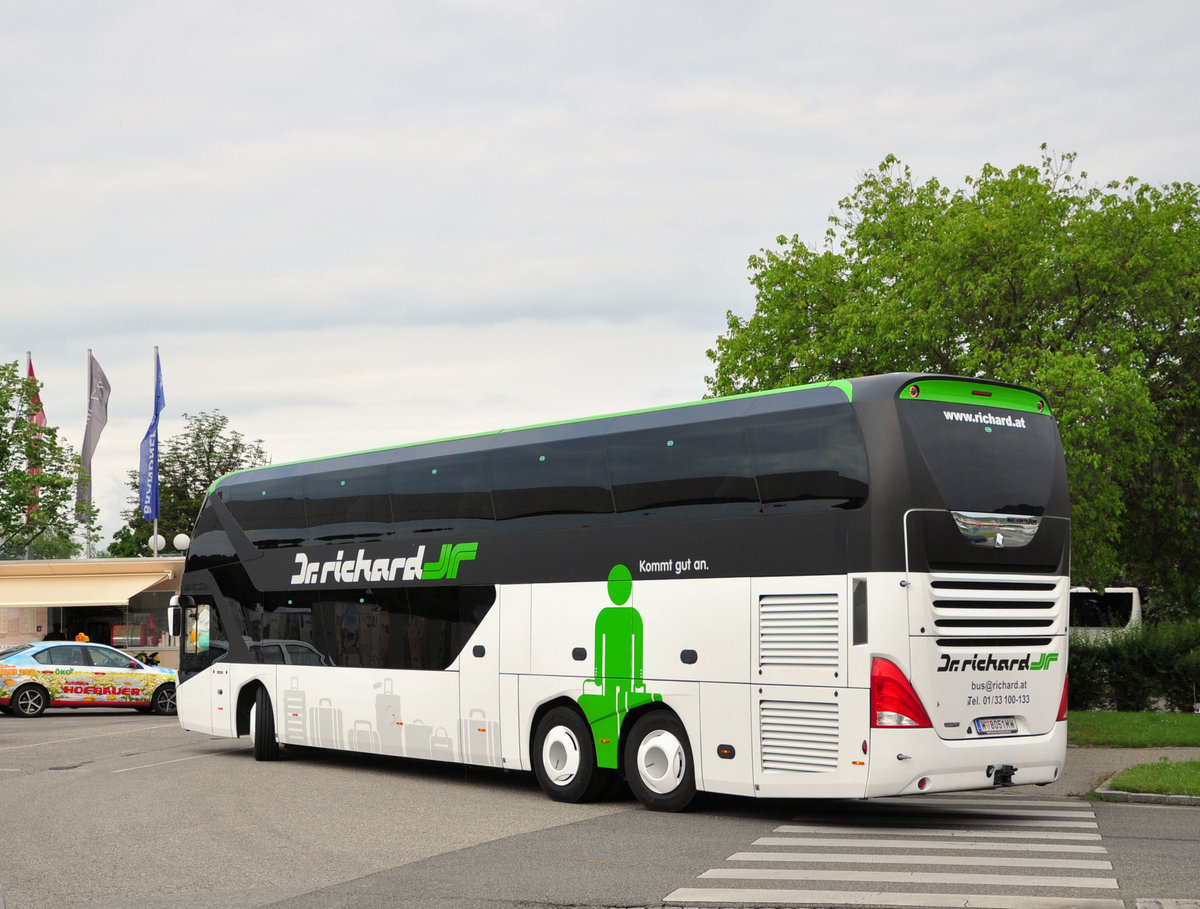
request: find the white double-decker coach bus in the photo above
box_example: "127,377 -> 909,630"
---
169,373 -> 1070,811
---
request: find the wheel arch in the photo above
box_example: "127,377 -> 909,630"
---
11,682 -> 51,717
528,695 -> 589,766
236,679 -> 267,737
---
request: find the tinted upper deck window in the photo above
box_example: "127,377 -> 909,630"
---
389,451 -> 495,527
222,475 -> 308,548
745,405 -> 868,508
606,420 -> 758,512
489,437 -> 614,519
304,465 -> 392,543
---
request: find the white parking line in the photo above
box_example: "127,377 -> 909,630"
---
112,751 -> 238,773
0,723 -> 178,752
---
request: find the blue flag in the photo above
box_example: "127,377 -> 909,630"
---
138,351 -> 165,521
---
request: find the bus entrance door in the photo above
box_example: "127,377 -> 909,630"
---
458,604 -> 502,767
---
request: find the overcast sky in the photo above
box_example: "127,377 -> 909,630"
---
5,1 -> 1198,548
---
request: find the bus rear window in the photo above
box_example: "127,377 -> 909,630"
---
899,401 -> 1060,515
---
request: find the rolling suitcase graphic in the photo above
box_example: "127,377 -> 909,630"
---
309,697 -> 343,748
459,708 -> 500,766
347,719 -> 381,753
374,679 -> 404,756
282,677 -> 307,745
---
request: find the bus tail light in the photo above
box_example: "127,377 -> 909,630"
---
870,657 -> 933,729
1057,672 -> 1069,722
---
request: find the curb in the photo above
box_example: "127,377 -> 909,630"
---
1096,774 -> 1200,806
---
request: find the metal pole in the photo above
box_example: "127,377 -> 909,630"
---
85,348 -> 93,559
152,346 -> 159,558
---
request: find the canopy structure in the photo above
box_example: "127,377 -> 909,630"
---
0,558 -> 184,609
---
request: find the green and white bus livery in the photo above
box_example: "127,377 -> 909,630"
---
170,373 -> 1070,811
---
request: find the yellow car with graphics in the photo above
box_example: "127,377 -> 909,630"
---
0,641 -> 176,717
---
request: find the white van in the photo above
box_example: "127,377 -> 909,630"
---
1069,587 -> 1142,637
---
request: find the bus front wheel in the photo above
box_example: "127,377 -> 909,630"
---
623,711 -> 696,812
532,706 -> 607,803
249,687 -> 280,761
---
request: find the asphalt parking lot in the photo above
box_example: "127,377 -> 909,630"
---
0,708 -> 638,909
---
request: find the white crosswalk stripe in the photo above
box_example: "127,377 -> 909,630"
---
664,794 -> 1126,908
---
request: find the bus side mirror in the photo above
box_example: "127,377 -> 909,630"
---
168,595 -> 194,637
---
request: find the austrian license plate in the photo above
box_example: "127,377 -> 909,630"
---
974,716 -> 1018,735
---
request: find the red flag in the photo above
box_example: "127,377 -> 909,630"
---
28,357 -> 46,428
27,355 -> 45,521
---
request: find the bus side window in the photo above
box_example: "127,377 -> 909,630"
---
185,604 -> 211,653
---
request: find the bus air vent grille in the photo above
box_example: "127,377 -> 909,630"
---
759,700 -> 839,772
925,575 -> 1065,633
758,593 -> 840,667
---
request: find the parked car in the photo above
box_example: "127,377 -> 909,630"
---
0,641 -> 176,717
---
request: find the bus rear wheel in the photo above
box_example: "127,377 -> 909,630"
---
532,706 -> 608,803
249,687 -> 280,761
623,711 -> 696,812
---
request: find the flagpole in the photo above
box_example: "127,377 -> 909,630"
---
85,349 -> 93,558
25,351 -> 32,560
152,346 -> 159,558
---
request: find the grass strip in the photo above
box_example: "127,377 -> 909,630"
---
1067,710 -> 1200,747
1106,759 -> 1200,797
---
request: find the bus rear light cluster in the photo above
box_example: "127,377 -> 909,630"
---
870,657 -> 933,729
1057,672 -> 1069,722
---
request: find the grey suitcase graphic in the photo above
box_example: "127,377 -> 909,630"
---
309,697 -> 343,748
348,719 -> 381,753
405,719 -> 433,759
430,726 -> 455,762
374,679 -> 404,756
282,677 -> 307,745
459,708 -> 500,766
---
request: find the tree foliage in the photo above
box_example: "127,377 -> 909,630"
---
107,411 -> 268,557
0,361 -> 89,559
707,148 -> 1200,614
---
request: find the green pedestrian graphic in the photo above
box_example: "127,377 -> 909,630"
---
577,564 -> 662,768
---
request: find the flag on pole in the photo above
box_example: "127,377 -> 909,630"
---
28,355 -> 46,430
26,354 -> 46,522
138,349 -> 165,522
77,352 -> 112,513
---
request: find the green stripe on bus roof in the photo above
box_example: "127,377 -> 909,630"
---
208,378 -> 854,493
898,378 -> 1049,415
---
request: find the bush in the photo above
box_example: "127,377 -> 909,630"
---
1069,621 -> 1200,712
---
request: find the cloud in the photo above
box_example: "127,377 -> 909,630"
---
4,0 -> 1199,548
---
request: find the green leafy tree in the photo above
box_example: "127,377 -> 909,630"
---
707,148 -> 1200,615
107,411 -> 268,556
0,361 -> 90,559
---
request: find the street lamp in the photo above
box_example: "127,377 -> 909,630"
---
149,534 -> 166,556
173,533 -> 191,551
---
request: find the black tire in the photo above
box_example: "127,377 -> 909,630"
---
623,711 -> 696,812
150,683 -> 176,716
250,687 -> 280,761
532,706 -> 608,803
11,684 -> 49,718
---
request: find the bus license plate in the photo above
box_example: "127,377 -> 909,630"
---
975,716 -> 1018,735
